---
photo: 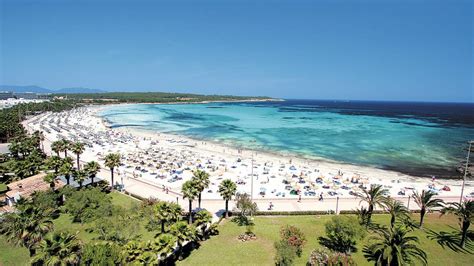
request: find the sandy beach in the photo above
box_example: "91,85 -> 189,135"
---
22,105 -> 471,216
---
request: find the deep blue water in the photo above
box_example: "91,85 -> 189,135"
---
100,100 -> 474,177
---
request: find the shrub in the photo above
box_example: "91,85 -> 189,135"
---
319,216 -> 365,253
30,190 -> 61,214
81,242 -> 123,265
280,225 -> 306,257
64,187 -> 113,223
254,210 -> 335,216
307,248 -> 356,266
274,240 -> 296,266
91,210 -> 141,244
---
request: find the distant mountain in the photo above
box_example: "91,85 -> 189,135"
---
0,85 -> 107,94
55,87 -> 106,94
0,85 -> 51,93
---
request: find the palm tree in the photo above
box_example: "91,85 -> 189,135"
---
51,140 -> 62,157
59,157 -> 74,185
182,180 -> 199,224
33,130 -> 45,152
154,201 -> 183,233
30,231 -> 82,265
384,197 -> 409,229
194,209 -> 212,227
104,153 -> 121,190
43,172 -> 57,190
355,184 -> 388,224
412,190 -> 444,227
192,169 -> 210,209
363,226 -> 427,266
441,201 -> 474,248
123,240 -> 143,263
170,221 -> 197,255
72,169 -> 88,189
45,156 -> 62,174
71,142 -> 85,170
152,233 -> 177,261
84,161 -> 101,186
0,205 -> 54,256
59,138 -> 71,158
218,179 -> 237,218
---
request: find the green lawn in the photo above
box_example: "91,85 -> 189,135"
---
178,214 -> 473,266
0,235 -> 30,266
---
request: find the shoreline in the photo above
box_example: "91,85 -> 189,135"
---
25,105 -> 469,199
97,104 -> 460,179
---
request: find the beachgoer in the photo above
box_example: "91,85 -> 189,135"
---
319,192 -> 323,201
268,202 -> 274,210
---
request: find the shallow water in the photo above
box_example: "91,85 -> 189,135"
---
100,100 -> 474,177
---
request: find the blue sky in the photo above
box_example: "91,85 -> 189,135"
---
1,0 -> 472,102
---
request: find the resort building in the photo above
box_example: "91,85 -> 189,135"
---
0,91 -> 14,100
4,173 -> 64,208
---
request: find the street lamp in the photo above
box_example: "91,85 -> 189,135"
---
460,140 -> 473,204
249,139 -> 256,201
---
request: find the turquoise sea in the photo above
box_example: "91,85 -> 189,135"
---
100,100 -> 474,177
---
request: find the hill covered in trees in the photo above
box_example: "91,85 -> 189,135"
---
54,92 -> 275,103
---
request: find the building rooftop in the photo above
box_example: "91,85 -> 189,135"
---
5,172 -> 65,199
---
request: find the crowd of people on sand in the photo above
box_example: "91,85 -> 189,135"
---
23,106 -> 468,202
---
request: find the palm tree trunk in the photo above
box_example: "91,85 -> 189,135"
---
76,154 -> 80,170
188,199 -> 193,224
91,175 -> 95,186
110,168 -> 114,189
66,175 -> 70,185
368,204 -> 374,223
29,247 -> 36,256
162,221 -> 166,233
225,200 -> 229,218
419,208 -> 426,227
64,150 -> 67,157
56,151 -> 59,156
198,193 -> 202,209
461,220 -> 469,248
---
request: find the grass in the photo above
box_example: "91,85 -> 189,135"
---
178,213 -> 473,266
0,235 -> 30,266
